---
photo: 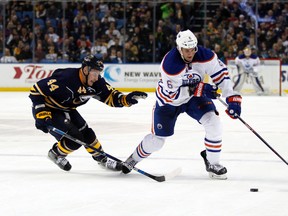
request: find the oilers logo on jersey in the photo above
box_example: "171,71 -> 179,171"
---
182,73 -> 201,87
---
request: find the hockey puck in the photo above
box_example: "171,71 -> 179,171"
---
250,188 -> 258,192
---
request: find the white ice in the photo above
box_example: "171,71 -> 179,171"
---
0,92 -> 288,216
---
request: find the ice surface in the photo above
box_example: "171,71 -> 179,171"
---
0,92 -> 288,216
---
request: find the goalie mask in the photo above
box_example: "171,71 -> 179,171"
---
244,47 -> 252,57
176,30 -> 198,62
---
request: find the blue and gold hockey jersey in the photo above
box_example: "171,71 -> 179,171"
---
29,67 -> 124,110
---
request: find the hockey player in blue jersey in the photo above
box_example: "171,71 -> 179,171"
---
121,30 -> 242,179
29,54 -> 147,171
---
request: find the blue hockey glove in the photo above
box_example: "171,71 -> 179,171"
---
120,91 -> 148,107
225,95 -> 242,119
34,106 -> 53,133
191,82 -> 219,99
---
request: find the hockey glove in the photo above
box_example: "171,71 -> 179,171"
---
120,91 -> 148,107
34,105 -> 53,133
225,95 -> 242,119
190,82 -> 219,99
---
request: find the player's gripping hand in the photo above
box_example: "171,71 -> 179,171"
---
225,95 -> 242,119
120,91 -> 148,106
34,106 -> 53,133
190,82 -> 219,99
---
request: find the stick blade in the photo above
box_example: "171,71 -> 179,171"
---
154,167 -> 182,182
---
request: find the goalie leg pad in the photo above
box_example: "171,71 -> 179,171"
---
233,73 -> 247,93
252,77 -> 265,92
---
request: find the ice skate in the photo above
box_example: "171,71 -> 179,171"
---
200,150 -> 227,180
93,155 -> 122,171
121,154 -> 138,174
48,149 -> 72,171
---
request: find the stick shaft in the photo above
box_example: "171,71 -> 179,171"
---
48,126 -> 168,181
218,97 -> 288,165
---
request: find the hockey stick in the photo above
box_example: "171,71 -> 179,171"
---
48,126 -> 181,182
217,97 -> 288,166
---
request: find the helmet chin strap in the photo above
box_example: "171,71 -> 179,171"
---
82,66 -> 91,86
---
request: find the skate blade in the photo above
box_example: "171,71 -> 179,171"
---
209,172 -> 227,180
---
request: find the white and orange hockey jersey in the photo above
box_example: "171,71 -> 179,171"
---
156,46 -> 235,106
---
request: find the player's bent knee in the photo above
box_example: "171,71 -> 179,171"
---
82,127 -> 97,145
62,138 -> 82,151
142,134 -> 165,152
200,111 -> 222,139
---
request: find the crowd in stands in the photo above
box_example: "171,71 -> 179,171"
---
0,1 -> 287,64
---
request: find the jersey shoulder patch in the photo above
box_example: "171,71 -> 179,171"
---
250,54 -> 258,59
162,48 -> 186,75
238,54 -> 246,59
192,46 -> 214,62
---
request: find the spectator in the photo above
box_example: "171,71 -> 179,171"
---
35,3 -> 47,21
173,2 -> 186,28
160,3 -> 174,20
93,19 -> 105,39
206,21 -> 218,37
47,26 -> 59,44
259,42 -> 269,58
105,23 -> 121,40
213,43 -> 224,61
66,36 -> 79,62
21,14 -> 33,30
0,48 -> 18,63
46,2 -> 61,19
101,10 -> 116,23
1,0 -> 288,64
107,35 -> 123,51
106,47 -> 122,63
20,26 -> 30,44
45,44 -> 58,62
91,38 -> 107,60
35,40 -> 45,62
76,33 -> 92,50
6,27 -> 20,51
78,40 -> 91,61
14,41 -> 32,62
124,41 -> 139,62
73,9 -> 89,29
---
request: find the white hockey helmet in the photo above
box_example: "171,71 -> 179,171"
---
176,30 -> 198,49
244,47 -> 252,57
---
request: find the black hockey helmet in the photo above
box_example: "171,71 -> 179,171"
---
82,54 -> 104,72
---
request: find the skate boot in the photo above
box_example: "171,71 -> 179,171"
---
92,155 -> 122,171
48,149 -> 72,171
200,150 -> 227,180
122,154 -> 138,174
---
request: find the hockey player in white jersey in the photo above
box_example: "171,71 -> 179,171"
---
121,30 -> 242,179
233,47 -> 265,94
